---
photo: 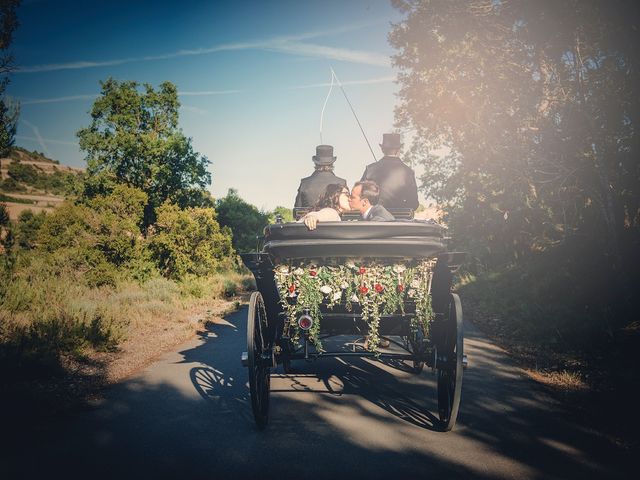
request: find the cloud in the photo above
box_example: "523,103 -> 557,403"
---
16,135 -> 78,146
266,42 -> 389,67
19,120 -> 53,157
178,90 -> 241,96
179,105 -> 208,115
16,20 -> 391,73
21,94 -> 97,105
292,75 -> 395,89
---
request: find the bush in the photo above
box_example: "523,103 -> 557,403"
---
0,177 -> 25,192
15,210 -> 47,249
149,202 -> 234,279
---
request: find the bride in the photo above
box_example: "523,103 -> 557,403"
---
298,183 -> 351,231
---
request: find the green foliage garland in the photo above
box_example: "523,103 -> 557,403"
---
274,260 -> 435,352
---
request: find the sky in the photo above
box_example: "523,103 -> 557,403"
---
8,0 -> 412,210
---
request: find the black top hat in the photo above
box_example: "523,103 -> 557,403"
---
380,133 -> 402,150
313,145 -> 336,166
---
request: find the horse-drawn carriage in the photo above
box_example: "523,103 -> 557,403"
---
241,218 -> 465,431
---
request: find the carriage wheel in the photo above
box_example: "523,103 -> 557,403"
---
247,291 -> 271,429
437,292 -> 463,431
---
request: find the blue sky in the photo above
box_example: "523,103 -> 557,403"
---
9,0 -> 411,210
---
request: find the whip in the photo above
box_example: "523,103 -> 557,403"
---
319,67 -> 377,162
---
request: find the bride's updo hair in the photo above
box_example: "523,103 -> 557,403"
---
314,183 -> 346,210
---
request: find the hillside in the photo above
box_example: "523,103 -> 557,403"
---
0,147 -> 84,220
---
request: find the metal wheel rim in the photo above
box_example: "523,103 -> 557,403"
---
437,292 -> 463,431
248,291 -> 270,429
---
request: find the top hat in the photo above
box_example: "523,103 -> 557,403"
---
380,133 -> 402,150
313,145 -> 337,166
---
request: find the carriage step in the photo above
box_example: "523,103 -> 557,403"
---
462,354 -> 468,369
241,351 -> 248,367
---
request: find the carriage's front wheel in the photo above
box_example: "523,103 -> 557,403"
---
437,293 -> 463,431
247,291 -> 271,429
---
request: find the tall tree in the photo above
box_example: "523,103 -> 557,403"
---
0,0 -> 20,157
390,0 -> 640,269
77,78 -> 211,225
215,188 -> 270,253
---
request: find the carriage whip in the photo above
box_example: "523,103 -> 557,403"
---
319,67 -> 377,162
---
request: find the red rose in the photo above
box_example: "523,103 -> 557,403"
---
374,283 -> 384,293
359,267 -> 367,275
359,285 -> 369,294
310,270 -> 317,277
397,284 -> 404,293
288,285 -> 296,293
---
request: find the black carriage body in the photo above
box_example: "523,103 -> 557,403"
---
240,220 -> 465,431
241,220 -> 460,350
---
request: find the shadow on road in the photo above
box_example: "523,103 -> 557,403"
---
3,306 -> 634,479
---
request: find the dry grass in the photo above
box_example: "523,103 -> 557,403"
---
524,368 -> 588,392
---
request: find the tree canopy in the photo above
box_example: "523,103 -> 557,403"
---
215,188 -> 271,253
77,78 -> 211,225
391,0 -> 640,270
0,0 -> 20,157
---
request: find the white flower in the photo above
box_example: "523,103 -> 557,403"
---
346,261 -> 356,269
340,282 -> 349,290
410,279 -> 421,288
294,268 -> 304,275
332,291 -> 342,301
408,289 -> 416,298
320,285 -> 332,294
393,265 -> 406,273
276,265 -> 289,274
350,294 -> 359,303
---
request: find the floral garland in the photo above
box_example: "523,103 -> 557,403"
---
273,260 -> 436,352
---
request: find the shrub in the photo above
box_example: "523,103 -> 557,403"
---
15,210 -> 47,249
149,202 -> 234,279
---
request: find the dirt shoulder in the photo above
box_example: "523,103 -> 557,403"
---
2,295 -> 248,423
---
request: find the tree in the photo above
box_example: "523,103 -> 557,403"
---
77,78 -> 211,225
0,0 -> 20,157
149,202 -> 234,279
390,0 -> 640,269
270,206 -> 294,223
215,188 -> 270,252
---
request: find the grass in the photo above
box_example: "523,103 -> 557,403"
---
0,193 -> 35,204
0,267 -> 253,382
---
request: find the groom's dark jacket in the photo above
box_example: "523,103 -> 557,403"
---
363,204 -> 395,221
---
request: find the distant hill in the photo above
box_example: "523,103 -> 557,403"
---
0,147 -> 84,220
1,147 -> 84,180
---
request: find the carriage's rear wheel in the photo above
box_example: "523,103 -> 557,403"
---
247,291 -> 271,429
437,292 -> 463,431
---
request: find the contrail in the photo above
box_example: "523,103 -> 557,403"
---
292,75 -> 395,89
19,119 -> 53,158
21,94 -> 97,105
16,20 -> 391,74
15,135 -> 77,146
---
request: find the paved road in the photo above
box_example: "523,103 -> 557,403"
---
4,307 -> 633,479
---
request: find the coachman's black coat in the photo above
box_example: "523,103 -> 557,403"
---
360,156 -> 419,210
294,171 -> 347,209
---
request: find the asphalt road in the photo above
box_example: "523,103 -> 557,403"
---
4,306 -> 633,479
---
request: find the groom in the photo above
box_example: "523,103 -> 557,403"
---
349,180 -> 395,221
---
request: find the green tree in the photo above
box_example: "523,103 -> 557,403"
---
149,202 -> 234,279
36,185 -> 149,286
391,0 -> 640,269
0,0 -> 20,157
215,188 -> 270,252
77,78 -> 211,225
270,206 -> 294,223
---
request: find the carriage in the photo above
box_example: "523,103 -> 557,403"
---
240,215 -> 466,431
